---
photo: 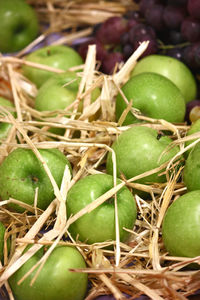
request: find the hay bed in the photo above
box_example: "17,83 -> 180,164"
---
0,1 -> 200,299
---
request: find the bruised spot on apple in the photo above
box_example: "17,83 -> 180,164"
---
0,97 -> 15,142
131,54 -> 197,104
0,0 -> 39,53
67,174 -> 137,244
9,245 -> 88,300
116,72 -> 186,126
22,45 -> 83,88
35,71 -> 101,135
106,126 -> 180,192
0,148 -> 72,212
162,190 -> 200,258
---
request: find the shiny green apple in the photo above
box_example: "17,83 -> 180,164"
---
116,72 -> 186,125
183,142 -> 200,191
0,148 -> 72,212
67,173 -> 137,244
106,126 -> 180,188
35,71 -> 100,135
35,71 -> 79,112
0,0 -> 39,53
22,45 -> 83,88
9,245 -> 88,300
162,190 -> 200,258
131,54 -> 197,103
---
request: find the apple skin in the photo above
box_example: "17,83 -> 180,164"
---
0,148 -> 72,213
9,245 -> 88,300
131,54 -> 197,103
184,119 -> 200,158
67,174 -> 137,244
116,72 -> 186,126
35,71 -> 100,112
106,126 -> 180,187
0,0 -> 39,53
183,142 -> 200,191
35,71 -> 100,135
0,97 -> 15,141
162,190 -> 200,258
22,45 -> 83,88
35,71 -> 80,112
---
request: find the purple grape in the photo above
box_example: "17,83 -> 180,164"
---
183,42 -> 200,70
78,38 -> 107,61
101,52 -> 124,74
120,31 -> 134,59
183,45 -> 195,69
120,32 -> 130,46
181,17 -> 200,42
96,17 -> 128,45
127,23 -> 157,58
123,43 -> 134,59
166,47 -> 184,61
145,4 -> 165,31
133,34 -> 158,58
168,30 -> 186,45
139,0 -> 160,16
129,23 -> 156,45
127,18 -> 139,30
188,0 -> 200,20
163,5 -> 186,30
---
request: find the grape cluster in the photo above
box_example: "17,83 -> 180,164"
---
77,0 -> 200,73
77,0 -> 200,123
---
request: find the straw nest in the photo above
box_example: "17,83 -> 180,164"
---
0,1 -> 200,300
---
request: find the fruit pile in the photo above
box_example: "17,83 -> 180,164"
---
78,0 -> 200,73
77,0 -> 200,123
0,1 -> 200,300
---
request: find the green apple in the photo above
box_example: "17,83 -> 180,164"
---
106,126 -> 180,188
184,119 -> 200,158
67,174 -> 137,244
22,45 -> 83,88
9,245 -> 88,300
183,142 -> 200,191
0,97 -> 15,141
35,71 -> 80,112
162,190 -> 200,258
35,71 -> 100,135
0,222 -> 6,261
116,72 -> 186,126
0,0 -> 39,53
0,148 -> 72,212
131,54 -> 197,103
